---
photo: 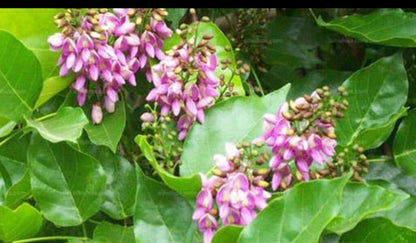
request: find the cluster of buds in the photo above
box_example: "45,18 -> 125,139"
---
140,107 -> 183,174
317,143 -> 369,181
146,22 -> 219,140
193,142 -> 271,243
48,8 -> 172,124
253,86 -> 348,191
228,8 -> 272,73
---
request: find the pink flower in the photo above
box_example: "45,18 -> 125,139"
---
91,103 -> 103,124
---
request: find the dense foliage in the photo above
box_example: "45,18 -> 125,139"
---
0,8 -> 416,243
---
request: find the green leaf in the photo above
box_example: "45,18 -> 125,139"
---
364,161 -> 416,197
26,107 -> 88,143
100,149 -> 137,220
336,53 -> 408,149
180,84 -> 290,177
212,225 -> 243,243
166,8 -> 187,29
0,9 -> 75,106
262,16 -> 333,68
354,107 -> 407,150
0,9 -> 62,78
135,135 -> 201,200
326,182 -> 409,234
377,196 -> 416,232
28,134 -> 107,226
339,218 -> 416,243
35,75 -> 74,108
0,30 -> 43,122
5,170 -> 31,209
316,9 -> 416,47
0,203 -> 43,242
134,167 -> 196,243
85,101 -> 126,153
239,174 -> 350,243
394,109 -> 416,176
0,116 -> 15,138
93,222 -> 135,243
0,133 -> 30,188
164,22 -> 245,95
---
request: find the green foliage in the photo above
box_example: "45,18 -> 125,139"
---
0,203 -> 43,241
339,218 -> 416,242
394,109 -> 416,175
134,167 -> 197,243
317,8 -> 416,47
180,84 -> 290,177
0,8 -> 416,243
239,175 -> 350,243
28,134 -> 107,226
85,101 -> 126,153
336,53 -> 408,149
0,30 -> 42,122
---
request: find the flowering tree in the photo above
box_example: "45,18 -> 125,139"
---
0,8 -> 415,243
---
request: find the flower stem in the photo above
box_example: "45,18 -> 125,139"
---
0,129 -> 23,147
251,67 -> 265,96
34,112 -> 57,122
12,236 -> 88,243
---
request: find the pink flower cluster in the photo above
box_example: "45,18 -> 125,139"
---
48,9 -> 172,124
193,143 -> 271,243
146,43 -> 219,140
253,94 -> 337,191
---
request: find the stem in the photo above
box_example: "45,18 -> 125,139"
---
12,236 -> 88,243
367,157 -> 392,163
34,112 -> 57,122
0,129 -> 23,147
82,223 -> 87,238
250,67 -> 265,96
308,8 -> 317,20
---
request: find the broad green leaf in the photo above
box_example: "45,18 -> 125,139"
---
239,174 -> 350,243
0,116 -> 15,138
0,203 -> 42,242
93,222 -> 135,243
5,170 -> 31,209
164,22 -> 245,95
212,225 -> 243,243
339,218 -> 416,243
28,134 -> 107,226
35,75 -> 74,108
267,16 -> 332,49
354,107 -> 407,150
364,162 -> 416,197
0,30 -> 43,122
134,167 -> 196,243
166,8 -> 187,29
0,9 -> 74,106
326,182 -> 408,234
0,133 -> 30,188
336,54 -> 408,149
316,9 -> 416,47
377,196 -> 416,232
135,135 -> 201,200
26,107 -> 88,143
85,101 -> 126,153
180,84 -> 290,177
394,109 -> 416,175
0,9 -> 62,78
100,149 -> 137,220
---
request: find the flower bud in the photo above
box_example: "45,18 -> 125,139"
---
92,103 -> 103,125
